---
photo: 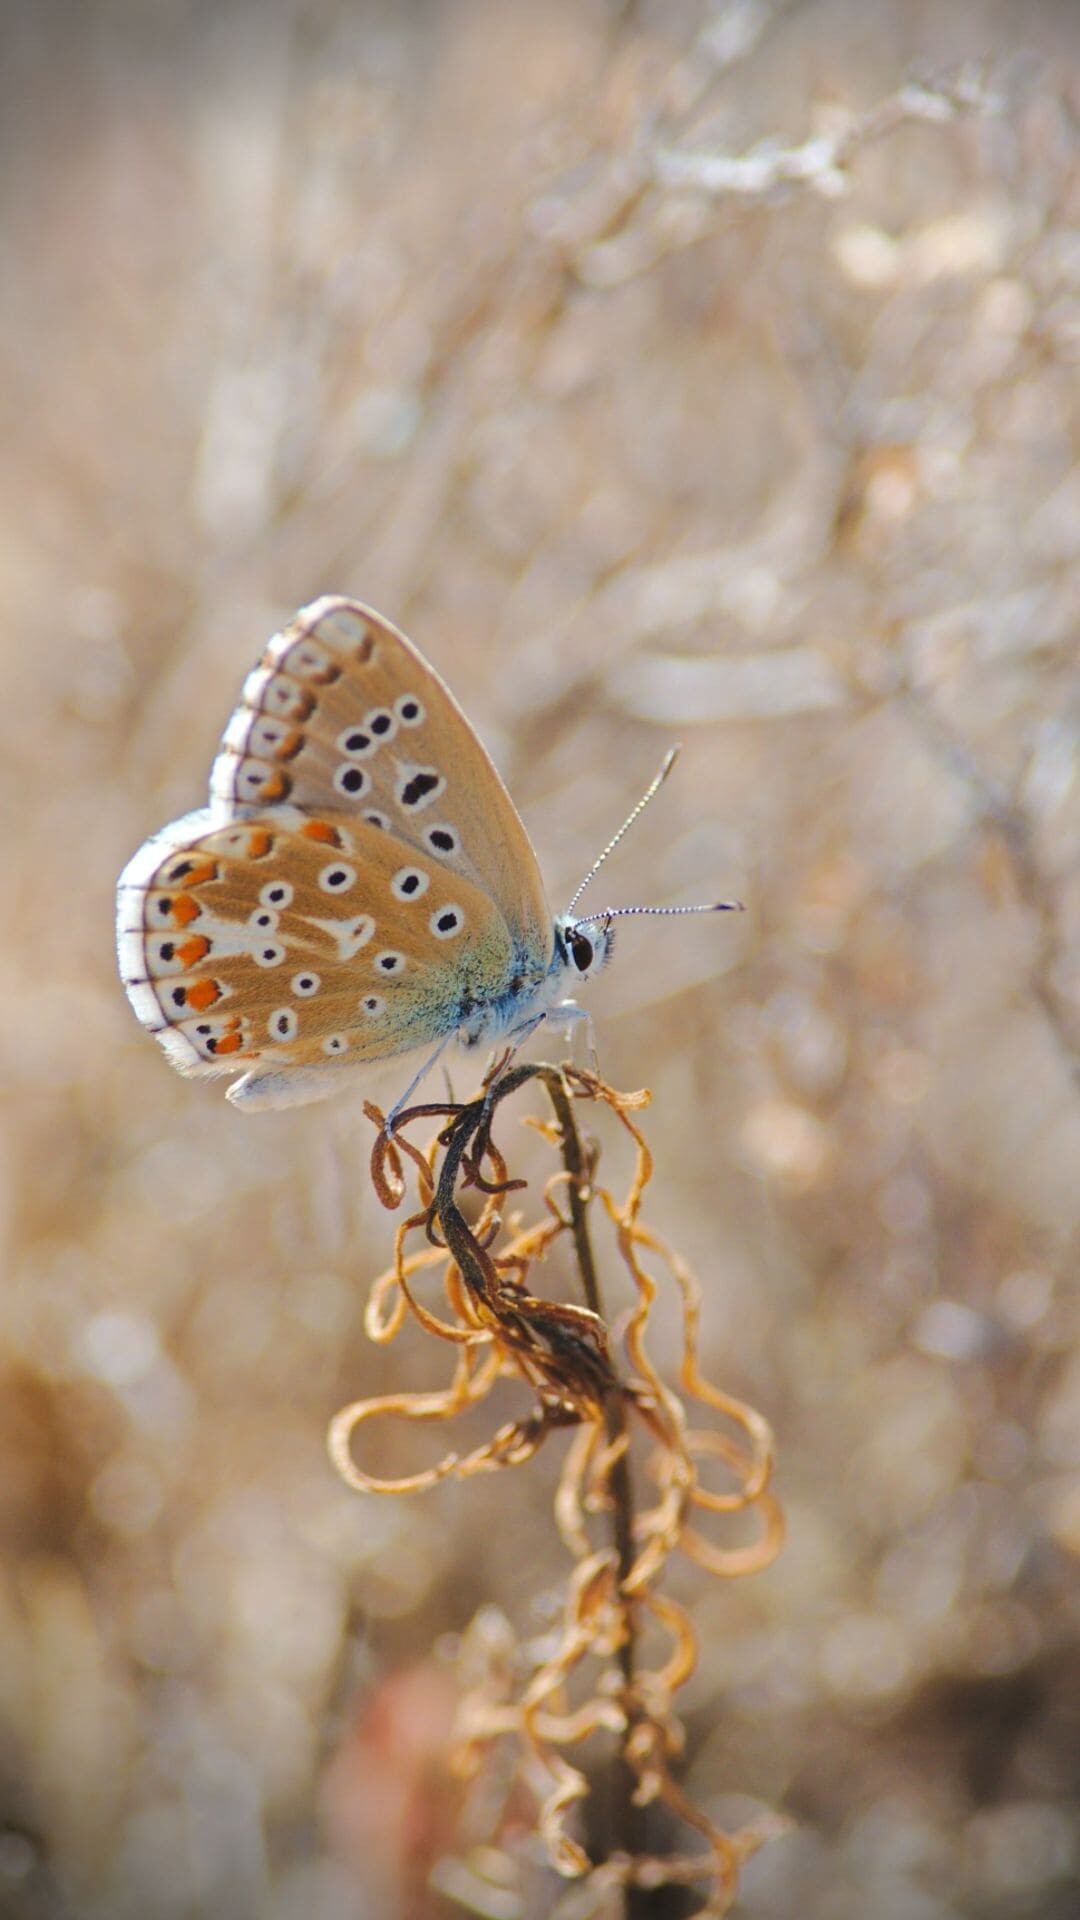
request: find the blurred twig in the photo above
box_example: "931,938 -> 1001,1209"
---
652,67 -> 1001,203
566,63 -> 1002,287
897,685 -> 1080,1081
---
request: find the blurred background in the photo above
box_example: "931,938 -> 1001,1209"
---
2,1 -> 1078,1915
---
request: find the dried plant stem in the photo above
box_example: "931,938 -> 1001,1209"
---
331,1061 -> 784,1915
536,1065 -> 647,1909
436,1063 -> 647,1902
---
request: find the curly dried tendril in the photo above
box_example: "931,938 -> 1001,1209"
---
330,1063 -> 785,1916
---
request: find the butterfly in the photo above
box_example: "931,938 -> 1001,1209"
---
117,596 -> 737,1114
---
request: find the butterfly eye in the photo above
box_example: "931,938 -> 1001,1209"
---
569,932 -> 594,974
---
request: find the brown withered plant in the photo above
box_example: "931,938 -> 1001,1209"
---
329,1060 -> 785,1918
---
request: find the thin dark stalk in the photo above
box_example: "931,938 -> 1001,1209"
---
429,1063 -> 646,1914
537,1067 -> 647,1915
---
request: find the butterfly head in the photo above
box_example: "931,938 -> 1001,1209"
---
553,913 -> 616,989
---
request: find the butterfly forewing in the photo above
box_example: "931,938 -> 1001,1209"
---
209,597 -> 553,962
117,807 -> 516,1084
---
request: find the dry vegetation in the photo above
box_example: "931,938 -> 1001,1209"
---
1,1 -> 1078,1917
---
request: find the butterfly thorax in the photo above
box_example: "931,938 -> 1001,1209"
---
456,916 -> 613,1049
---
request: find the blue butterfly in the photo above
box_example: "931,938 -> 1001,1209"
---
117,597 -> 735,1113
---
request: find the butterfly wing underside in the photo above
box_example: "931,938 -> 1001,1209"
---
117,809 -> 517,1091
117,597 -> 555,1104
211,597 -> 551,953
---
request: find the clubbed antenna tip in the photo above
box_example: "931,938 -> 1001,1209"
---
572,898 -> 744,928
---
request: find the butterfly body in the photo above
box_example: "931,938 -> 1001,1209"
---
117,598 -> 613,1110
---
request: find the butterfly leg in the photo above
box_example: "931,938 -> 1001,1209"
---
546,1000 -> 595,1070
481,1006 -> 554,1098
384,1035 -> 453,1135
497,1009 -> 548,1065
557,1001 -> 597,1071
473,1011 -> 549,1129
481,1000 -> 587,1097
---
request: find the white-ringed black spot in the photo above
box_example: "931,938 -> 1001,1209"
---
269,1008 -> 298,1041
397,766 -> 445,812
364,810 -> 389,831
430,905 -> 464,940
253,942 -> 286,968
424,824 -> 458,856
291,972 -> 320,997
360,994 -> 385,1017
395,694 -> 424,726
318,863 -> 356,893
249,908 -> 279,933
365,708 -> 396,739
391,867 -> 429,901
334,763 -> 370,798
260,881 -> 294,908
376,950 -> 406,975
322,1034 -> 348,1055
336,725 -> 376,759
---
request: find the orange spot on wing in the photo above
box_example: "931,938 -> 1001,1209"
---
185,978 -> 222,1012
247,829 -> 274,859
301,821 -> 344,847
176,936 -> 211,969
169,894 -> 201,927
181,858 -> 219,887
258,770 -> 291,802
214,1031 -> 244,1054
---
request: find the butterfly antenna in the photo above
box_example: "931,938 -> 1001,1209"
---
565,746 -> 682,915
573,899 -> 743,927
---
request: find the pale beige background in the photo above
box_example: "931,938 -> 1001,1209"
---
1,2 -> 1078,1917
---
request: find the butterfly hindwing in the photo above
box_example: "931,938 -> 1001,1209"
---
209,597 -> 553,964
117,806 -> 517,1090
